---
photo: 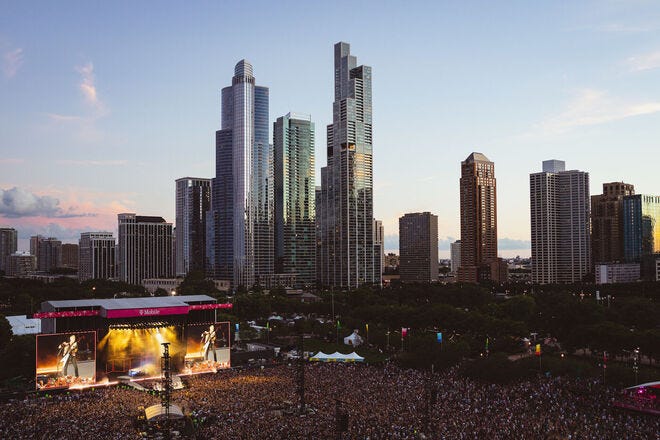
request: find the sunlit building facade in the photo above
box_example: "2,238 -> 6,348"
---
274,113 -> 316,287
317,42 -> 375,289
209,60 -> 272,289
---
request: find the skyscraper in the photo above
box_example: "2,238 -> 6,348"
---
317,42 -> 375,289
530,160 -> 591,284
30,236 -> 62,272
591,182 -> 635,264
399,212 -> 438,283
0,228 -> 17,274
79,232 -> 116,281
450,240 -> 461,274
458,153 -> 499,283
61,243 -> 79,269
274,113 -> 315,287
209,60 -> 272,290
373,219 -> 384,284
118,213 -> 173,285
175,177 -> 211,276
622,194 -> 660,279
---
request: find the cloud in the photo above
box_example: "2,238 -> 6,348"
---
75,62 -> 104,112
16,223 -> 100,241
0,187 -> 96,218
628,51 -> 660,72
2,47 -> 23,78
0,158 -> 24,165
533,89 -> 660,135
57,159 -> 128,167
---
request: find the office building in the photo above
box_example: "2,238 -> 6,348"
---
209,60 -> 272,289
30,236 -> 62,272
0,227 -> 18,273
175,177 -> 211,276
530,160 -> 591,284
118,213 -> 173,285
399,212 -> 438,283
7,252 -> 36,277
273,113 -> 316,287
458,153 -> 501,283
317,42 -> 376,289
61,243 -> 79,269
79,232 -> 116,282
450,240 -> 461,274
622,194 -> 660,279
595,263 -> 640,284
374,219 -> 384,283
591,182 -> 635,264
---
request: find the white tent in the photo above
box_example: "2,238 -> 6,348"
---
343,330 -> 364,346
344,352 -> 365,362
310,351 -> 331,361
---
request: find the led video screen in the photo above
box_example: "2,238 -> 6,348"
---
97,326 -> 185,377
36,331 -> 96,390
183,322 -> 230,373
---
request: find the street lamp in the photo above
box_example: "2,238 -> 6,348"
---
171,290 -> 176,296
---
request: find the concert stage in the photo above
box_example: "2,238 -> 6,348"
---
33,295 -> 232,390
613,381 -> 660,416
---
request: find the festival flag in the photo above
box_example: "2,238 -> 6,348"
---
485,337 -> 489,351
266,321 -> 271,331
535,344 -> 541,356
365,323 -> 369,333
436,332 -> 442,343
337,320 -> 341,329
401,327 -> 408,338
235,323 -> 240,332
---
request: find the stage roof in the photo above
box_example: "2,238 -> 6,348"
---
42,295 -> 216,310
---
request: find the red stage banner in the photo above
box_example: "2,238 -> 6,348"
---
103,306 -> 191,319
33,310 -> 101,319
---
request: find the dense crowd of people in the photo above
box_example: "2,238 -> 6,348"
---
0,363 -> 658,439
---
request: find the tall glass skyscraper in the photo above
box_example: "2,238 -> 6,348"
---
274,113 -> 315,287
317,42 -> 375,289
209,60 -> 272,289
623,194 -> 660,278
175,177 -> 211,276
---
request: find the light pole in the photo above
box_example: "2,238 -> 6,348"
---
633,347 -> 640,385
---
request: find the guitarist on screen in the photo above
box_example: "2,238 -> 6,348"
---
57,334 -> 79,377
201,325 -> 217,362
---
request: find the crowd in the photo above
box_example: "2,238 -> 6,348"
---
0,363 -> 658,439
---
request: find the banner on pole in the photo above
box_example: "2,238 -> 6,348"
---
436,332 -> 442,343
401,327 -> 408,338
535,344 -> 541,356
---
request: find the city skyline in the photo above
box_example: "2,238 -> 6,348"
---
2,2 -> 660,258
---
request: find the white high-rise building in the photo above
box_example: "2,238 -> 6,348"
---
530,160 -> 591,284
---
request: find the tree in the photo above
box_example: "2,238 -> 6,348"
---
0,315 -> 12,349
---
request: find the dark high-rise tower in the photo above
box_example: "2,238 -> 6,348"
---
209,60 -> 272,290
274,113 -> 316,287
175,177 -> 211,276
317,42 -> 375,289
591,182 -> 635,264
458,153 -> 499,283
399,212 -> 438,283
0,228 -> 17,274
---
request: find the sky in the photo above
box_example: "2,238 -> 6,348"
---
1,0 -> 660,258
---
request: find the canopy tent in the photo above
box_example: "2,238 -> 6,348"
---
343,330 -> 364,346
309,351 -> 364,362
